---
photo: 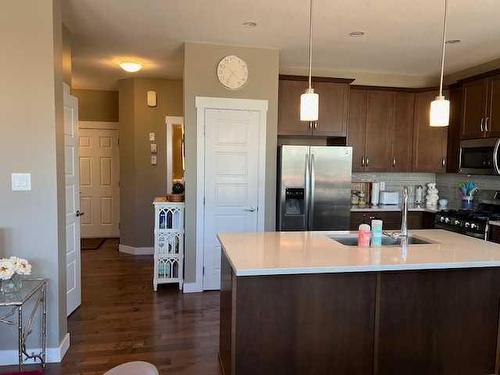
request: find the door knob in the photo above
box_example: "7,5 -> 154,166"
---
76,210 -> 85,217
243,207 -> 256,212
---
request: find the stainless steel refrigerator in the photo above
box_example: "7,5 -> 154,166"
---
277,145 -> 352,231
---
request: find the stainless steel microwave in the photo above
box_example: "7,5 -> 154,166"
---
459,138 -> 500,175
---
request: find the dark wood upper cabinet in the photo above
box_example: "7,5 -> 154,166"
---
461,79 -> 488,139
364,90 -> 395,172
314,81 -> 350,136
413,90 -> 448,173
347,89 -> 367,172
487,74 -> 500,137
278,79 -> 311,136
391,92 -> 415,172
446,85 -> 463,173
278,76 -> 352,137
460,74 -> 500,139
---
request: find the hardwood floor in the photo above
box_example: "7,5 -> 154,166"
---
0,239 -> 222,375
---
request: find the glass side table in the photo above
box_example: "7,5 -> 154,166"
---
0,277 -> 47,369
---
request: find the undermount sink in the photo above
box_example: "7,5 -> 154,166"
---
328,233 -> 432,247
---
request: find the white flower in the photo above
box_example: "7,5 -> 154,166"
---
9,256 -> 32,275
0,258 -> 15,280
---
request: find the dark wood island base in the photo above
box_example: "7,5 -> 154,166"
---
220,253 -> 500,375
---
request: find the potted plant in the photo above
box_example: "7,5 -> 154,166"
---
168,182 -> 185,202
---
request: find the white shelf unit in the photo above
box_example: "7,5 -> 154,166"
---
153,198 -> 184,291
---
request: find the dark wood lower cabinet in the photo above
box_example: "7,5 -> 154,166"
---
350,211 -> 435,230
220,255 -> 376,375
377,269 -> 500,375
220,254 -> 500,375
489,224 -> 500,244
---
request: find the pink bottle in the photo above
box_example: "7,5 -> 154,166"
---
358,224 -> 371,247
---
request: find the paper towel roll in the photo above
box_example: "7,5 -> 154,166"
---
371,182 -> 380,206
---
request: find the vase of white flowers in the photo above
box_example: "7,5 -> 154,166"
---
0,257 -> 32,293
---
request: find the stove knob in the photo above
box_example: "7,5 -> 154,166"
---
445,218 -> 451,224
464,222 -> 470,228
454,220 -> 461,225
471,223 -> 477,229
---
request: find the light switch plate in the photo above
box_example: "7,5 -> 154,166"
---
150,143 -> 157,153
149,132 -> 156,141
151,155 -> 157,165
11,173 -> 31,191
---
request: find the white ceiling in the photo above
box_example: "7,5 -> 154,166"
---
62,0 -> 500,90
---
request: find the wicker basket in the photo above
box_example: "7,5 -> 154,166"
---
167,194 -> 184,202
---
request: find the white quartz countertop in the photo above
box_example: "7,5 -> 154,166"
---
218,230 -> 500,276
351,205 -> 439,213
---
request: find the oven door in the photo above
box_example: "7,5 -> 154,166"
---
459,138 -> 500,175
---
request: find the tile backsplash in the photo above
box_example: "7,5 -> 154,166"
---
352,172 -> 436,191
352,173 -> 436,204
436,174 -> 500,208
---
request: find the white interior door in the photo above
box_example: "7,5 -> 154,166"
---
79,128 -> 120,238
64,84 -> 81,316
203,109 -> 261,290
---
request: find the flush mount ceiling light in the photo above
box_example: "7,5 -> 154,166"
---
446,39 -> 461,44
300,0 -> 319,122
430,0 -> 450,127
119,62 -> 143,73
349,31 -> 365,37
242,21 -> 257,28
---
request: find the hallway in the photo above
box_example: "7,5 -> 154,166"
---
1,240 -> 221,375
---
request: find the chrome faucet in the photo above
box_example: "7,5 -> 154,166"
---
401,186 -> 409,238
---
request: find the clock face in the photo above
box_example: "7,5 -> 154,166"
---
217,55 -> 248,90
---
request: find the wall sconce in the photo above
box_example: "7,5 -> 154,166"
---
147,90 -> 157,108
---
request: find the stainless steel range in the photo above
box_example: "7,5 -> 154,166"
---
435,191 -> 500,240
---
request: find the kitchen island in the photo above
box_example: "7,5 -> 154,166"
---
218,230 -> 500,375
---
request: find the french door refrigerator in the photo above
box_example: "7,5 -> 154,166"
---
277,145 -> 352,231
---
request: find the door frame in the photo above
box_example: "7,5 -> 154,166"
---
192,96 -> 268,292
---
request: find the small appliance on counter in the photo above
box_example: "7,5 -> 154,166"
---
379,191 -> 399,205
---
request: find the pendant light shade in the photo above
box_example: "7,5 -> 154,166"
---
430,95 -> 450,127
300,88 -> 319,121
430,0 -> 450,127
300,0 -> 319,122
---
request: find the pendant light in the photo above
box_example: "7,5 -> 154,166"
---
430,0 -> 450,127
300,0 -> 319,122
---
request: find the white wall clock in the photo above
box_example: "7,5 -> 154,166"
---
217,55 -> 248,90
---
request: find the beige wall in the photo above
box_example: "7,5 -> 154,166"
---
183,42 -> 279,283
445,57 -> 500,84
0,0 -> 67,349
72,89 -> 119,122
62,24 -> 71,86
119,78 -> 183,247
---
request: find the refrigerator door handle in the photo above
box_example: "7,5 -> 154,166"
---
304,152 -> 310,230
309,153 -> 316,230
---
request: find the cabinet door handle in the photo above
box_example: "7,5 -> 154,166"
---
314,122 -> 318,129
442,158 -> 446,167
485,117 -> 490,132
366,157 -> 370,166
480,117 -> 484,132
392,157 -> 396,167
361,156 -> 365,167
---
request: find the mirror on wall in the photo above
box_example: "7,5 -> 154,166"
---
166,116 -> 185,194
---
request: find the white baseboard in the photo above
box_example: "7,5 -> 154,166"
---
0,332 -> 70,365
119,244 -> 154,255
183,281 -> 203,293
